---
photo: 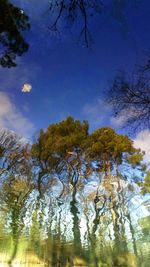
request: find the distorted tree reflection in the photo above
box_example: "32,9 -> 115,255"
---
0,118 -> 149,266
31,117 -> 89,261
0,137 -> 33,265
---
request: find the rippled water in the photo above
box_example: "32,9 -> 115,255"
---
0,178 -> 150,267
0,1 -> 150,266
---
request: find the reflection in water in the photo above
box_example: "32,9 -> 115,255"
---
0,0 -> 149,266
0,175 -> 150,267
0,123 -> 149,266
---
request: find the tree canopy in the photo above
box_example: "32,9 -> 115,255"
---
31,117 -> 145,193
31,117 -> 89,195
0,116 -> 149,266
84,127 -> 144,176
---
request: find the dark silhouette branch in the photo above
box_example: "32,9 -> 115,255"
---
48,0 -> 102,47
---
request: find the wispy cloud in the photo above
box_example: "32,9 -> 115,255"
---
82,99 -> 112,129
134,129 -> 150,163
0,92 -> 34,137
110,108 -> 138,127
110,111 -> 127,127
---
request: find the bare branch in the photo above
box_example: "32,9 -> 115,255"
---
48,0 -> 102,47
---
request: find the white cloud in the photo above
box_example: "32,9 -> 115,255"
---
110,108 -> 138,127
0,92 -> 34,137
111,111 -> 127,127
134,129 -> 150,163
82,99 -> 112,128
22,83 -> 32,93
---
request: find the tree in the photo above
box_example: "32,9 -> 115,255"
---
0,142 -> 33,265
0,130 -> 32,179
108,67 -> 150,131
107,55 -> 150,196
31,116 -> 89,195
0,119 -> 148,265
31,116 -> 89,259
0,0 -> 30,67
85,127 -> 144,177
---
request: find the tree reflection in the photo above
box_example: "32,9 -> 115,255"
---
0,118 -> 149,266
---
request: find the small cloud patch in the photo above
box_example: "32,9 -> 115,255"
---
22,83 -> 32,93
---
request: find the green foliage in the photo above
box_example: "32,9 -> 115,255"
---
31,116 -> 89,172
0,117 -> 149,266
141,170 -> 150,195
84,127 -> 144,174
126,150 -> 145,167
31,118 -> 145,186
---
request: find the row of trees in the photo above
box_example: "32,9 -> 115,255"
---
0,116 -> 148,210
31,116 -> 146,195
0,117 -> 149,266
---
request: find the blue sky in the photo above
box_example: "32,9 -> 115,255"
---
0,0 -> 150,157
